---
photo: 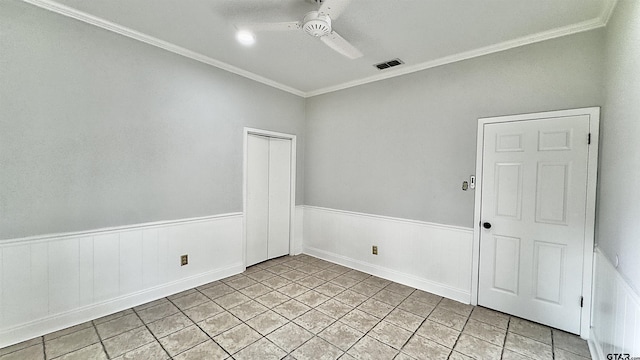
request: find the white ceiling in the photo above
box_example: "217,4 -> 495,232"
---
31,0 -> 614,97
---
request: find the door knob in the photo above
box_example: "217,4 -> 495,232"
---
483,222 -> 492,229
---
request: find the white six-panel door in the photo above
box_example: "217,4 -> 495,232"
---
246,134 -> 292,267
478,115 -> 590,334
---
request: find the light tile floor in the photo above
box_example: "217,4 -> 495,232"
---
0,254 -> 593,360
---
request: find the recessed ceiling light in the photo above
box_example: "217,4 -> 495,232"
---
236,30 -> 255,46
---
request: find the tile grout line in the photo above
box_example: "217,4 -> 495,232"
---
499,315 -> 512,360
130,305 -> 174,359
551,329 -> 556,360
41,336 -> 46,360
312,266 -> 380,357
288,279 -> 364,357
452,308 -> 513,358
237,313 -> 290,357
247,257 -> 371,357
327,265 -> 444,359
285,264 -> 367,357
365,289 -> 417,358
235,258 -> 315,357
444,298 -> 469,360
42,323 -> 104,360
372,286 -> 424,354
398,295 -> 443,359
224,295 -> 291,357
165,290 -> 235,359
203,267 -> 340,358
333,280 -> 415,358
285,267 -> 367,357
507,316 -> 565,360
268,285 -> 337,356
92,318 -> 114,359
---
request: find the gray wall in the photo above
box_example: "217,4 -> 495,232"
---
597,0 -> 640,294
0,0 -> 305,240
304,30 -> 605,228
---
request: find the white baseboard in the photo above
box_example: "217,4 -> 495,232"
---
590,248 -> 640,359
589,331 -> 607,360
302,206 -> 473,304
0,213 -> 244,348
304,246 -> 471,303
293,205 -> 304,255
0,262 -> 242,348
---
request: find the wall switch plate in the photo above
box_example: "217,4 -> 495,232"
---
181,254 -> 188,266
372,245 -> 378,255
470,175 -> 476,189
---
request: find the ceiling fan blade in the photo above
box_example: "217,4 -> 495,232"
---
320,31 -> 363,59
235,21 -> 300,32
318,0 -> 351,19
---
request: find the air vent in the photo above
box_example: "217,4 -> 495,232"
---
374,58 -> 404,70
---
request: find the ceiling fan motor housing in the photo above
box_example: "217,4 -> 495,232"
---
302,11 -> 331,37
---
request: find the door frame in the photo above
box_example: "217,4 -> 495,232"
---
471,107 -> 600,338
243,127 -> 297,269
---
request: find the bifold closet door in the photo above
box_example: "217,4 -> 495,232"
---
246,134 -> 292,267
267,137 -> 292,259
246,135 -> 270,266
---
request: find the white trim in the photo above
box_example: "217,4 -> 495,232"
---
0,212 -> 242,246
472,107 -> 600,339
20,0 -> 305,97
588,337 -> 604,360
590,248 -> 640,359
0,262 -> 242,348
0,214 -> 244,347
304,18 -> 606,97
582,108 -> 600,339
601,0 -> 619,25
242,127 -> 297,268
303,205 -> 473,233
589,249 -> 607,360
302,205 -> 473,303
293,205 -> 304,255
21,0 -> 617,98
304,246 -> 471,303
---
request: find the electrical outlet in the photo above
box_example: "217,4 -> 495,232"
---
372,245 -> 378,255
181,254 -> 188,266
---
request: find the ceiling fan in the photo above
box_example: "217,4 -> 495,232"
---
235,0 -> 363,59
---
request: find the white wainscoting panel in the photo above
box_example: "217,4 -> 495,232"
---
302,206 -> 473,303
293,205 -> 304,255
590,248 -> 640,359
0,213 -> 243,348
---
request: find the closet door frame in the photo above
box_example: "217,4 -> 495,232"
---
242,127 -> 297,269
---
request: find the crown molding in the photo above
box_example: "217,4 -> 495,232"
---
21,0 -> 306,97
304,16 -> 607,97
600,0 -> 619,25
22,0 -> 616,99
